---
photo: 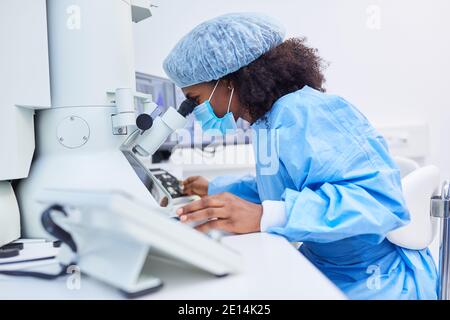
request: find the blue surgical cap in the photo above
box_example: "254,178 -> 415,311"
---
163,12 -> 286,88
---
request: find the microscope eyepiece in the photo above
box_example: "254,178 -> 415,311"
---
178,98 -> 197,117
136,113 -> 153,131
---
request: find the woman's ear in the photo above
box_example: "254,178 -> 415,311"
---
223,78 -> 234,91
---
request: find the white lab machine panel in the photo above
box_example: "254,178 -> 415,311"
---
12,0 -> 240,295
46,0 -> 136,107
0,0 -> 51,180
37,189 -> 242,297
17,0 -> 148,236
0,182 -> 21,246
0,0 -> 51,246
16,107 -> 159,237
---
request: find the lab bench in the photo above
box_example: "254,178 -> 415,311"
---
0,233 -> 346,300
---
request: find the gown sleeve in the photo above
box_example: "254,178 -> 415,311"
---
269,179 -> 409,244
264,93 -> 410,244
208,174 -> 261,204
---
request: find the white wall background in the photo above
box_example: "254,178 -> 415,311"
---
133,0 -> 450,177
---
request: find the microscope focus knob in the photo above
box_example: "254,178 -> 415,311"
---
136,113 -> 153,131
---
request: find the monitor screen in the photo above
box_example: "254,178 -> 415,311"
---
136,72 -> 185,114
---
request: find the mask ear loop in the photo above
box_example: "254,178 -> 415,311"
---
226,87 -> 234,113
208,80 -> 220,101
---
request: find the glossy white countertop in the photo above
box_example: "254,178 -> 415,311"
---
0,233 -> 346,300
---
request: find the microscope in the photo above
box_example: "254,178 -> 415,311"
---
1,0 -> 241,297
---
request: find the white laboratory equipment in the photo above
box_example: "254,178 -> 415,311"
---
0,0 -> 241,297
0,0 -> 51,247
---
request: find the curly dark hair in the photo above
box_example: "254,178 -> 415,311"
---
224,37 -> 327,123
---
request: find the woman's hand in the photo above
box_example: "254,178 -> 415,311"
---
182,176 -> 209,197
176,192 -> 263,234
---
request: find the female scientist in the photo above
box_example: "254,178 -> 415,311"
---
162,13 -> 438,299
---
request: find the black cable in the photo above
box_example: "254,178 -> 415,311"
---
0,204 -> 77,279
0,267 -> 67,280
177,98 -> 197,117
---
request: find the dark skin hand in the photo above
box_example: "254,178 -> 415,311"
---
178,80 -> 262,234
176,192 -> 263,234
182,176 -> 209,197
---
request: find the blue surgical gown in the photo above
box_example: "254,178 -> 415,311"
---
208,85 -> 438,300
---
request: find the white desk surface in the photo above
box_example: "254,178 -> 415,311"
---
0,233 -> 345,300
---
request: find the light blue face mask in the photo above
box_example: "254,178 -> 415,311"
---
193,80 -> 237,135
